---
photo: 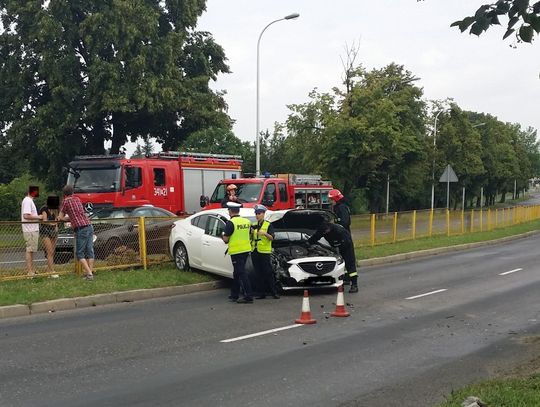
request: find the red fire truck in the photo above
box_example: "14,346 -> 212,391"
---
203,174 -> 334,211
66,152 -> 242,215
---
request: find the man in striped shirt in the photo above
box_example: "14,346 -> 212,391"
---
58,185 -> 95,280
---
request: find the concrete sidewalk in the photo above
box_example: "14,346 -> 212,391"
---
1,230 -> 538,320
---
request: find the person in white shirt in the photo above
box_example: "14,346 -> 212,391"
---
21,186 -> 43,276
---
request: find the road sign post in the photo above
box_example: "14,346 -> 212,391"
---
439,164 -> 458,209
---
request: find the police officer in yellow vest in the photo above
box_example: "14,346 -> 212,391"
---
251,204 -> 279,299
222,202 -> 254,303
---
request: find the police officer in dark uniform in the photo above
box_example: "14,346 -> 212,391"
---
308,220 -> 359,293
329,189 -> 351,233
222,201 -> 254,303
251,204 -> 279,299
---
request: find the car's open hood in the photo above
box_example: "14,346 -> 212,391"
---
266,209 -> 336,233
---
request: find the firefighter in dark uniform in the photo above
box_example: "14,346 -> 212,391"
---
222,202 -> 254,303
329,189 -> 351,233
308,221 -> 359,293
221,184 -> 240,208
251,204 -> 279,299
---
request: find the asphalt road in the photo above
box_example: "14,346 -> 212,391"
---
1,235 -> 539,407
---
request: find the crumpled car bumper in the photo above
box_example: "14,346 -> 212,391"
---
279,257 -> 346,290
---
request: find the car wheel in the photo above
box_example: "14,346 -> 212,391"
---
174,242 -> 190,271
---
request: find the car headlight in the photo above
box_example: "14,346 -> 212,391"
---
93,234 -> 97,243
336,255 -> 344,265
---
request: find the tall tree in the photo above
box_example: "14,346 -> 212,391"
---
283,63 -> 427,213
0,0 -> 230,188
434,105 -> 485,208
325,64 -> 427,212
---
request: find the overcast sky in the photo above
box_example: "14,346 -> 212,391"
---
187,0 -> 539,148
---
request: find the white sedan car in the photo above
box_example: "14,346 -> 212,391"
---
169,208 -> 346,290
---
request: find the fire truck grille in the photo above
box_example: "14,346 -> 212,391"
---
298,261 -> 336,276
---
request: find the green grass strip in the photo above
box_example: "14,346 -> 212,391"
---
0,265 -> 215,306
436,374 -> 540,406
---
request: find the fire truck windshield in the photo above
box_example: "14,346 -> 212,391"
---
210,182 -> 263,204
67,167 -> 122,193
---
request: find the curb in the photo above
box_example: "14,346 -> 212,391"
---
357,230 -> 540,267
0,280 -> 226,320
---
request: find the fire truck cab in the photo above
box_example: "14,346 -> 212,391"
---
66,152 -> 242,215
203,174 -> 333,211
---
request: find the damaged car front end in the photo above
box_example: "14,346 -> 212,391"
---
266,209 -> 346,290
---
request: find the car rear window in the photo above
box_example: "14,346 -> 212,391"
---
191,214 -> 209,229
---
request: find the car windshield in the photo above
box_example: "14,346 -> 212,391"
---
210,182 -> 263,204
67,167 -> 122,193
90,208 -> 137,225
91,209 -> 136,219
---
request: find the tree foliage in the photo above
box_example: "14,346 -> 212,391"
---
277,63 -> 427,212
449,0 -> 540,43
0,0 -> 231,188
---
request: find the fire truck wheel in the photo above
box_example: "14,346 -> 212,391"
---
174,242 -> 190,271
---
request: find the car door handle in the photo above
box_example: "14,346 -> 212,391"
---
186,231 -> 192,236
202,241 -> 211,246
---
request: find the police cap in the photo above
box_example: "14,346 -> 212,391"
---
253,204 -> 268,214
226,201 -> 243,210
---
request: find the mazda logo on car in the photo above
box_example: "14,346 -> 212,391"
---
84,202 -> 94,213
315,262 -> 324,271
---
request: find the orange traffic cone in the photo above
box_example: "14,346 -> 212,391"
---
330,284 -> 350,317
295,290 -> 317,324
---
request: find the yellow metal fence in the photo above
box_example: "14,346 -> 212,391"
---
0,216 -> 177,281
352,205 -> 540,247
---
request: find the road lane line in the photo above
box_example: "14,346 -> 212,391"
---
220,324 -> 304,343
499,268 -> 522,276
405,289 -> 447,300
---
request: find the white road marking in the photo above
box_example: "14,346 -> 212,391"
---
405,289 -> 447,300
499,268 -> 522,276
220,324 -> 304,343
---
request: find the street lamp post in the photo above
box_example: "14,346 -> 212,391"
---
256,13 -> 300,177
431,110 -> 444,210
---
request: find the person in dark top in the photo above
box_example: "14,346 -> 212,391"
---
329,189 -> 351,232
220,184 -> 240,208
308,221 -> 358,293
39,196 -> 60,274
